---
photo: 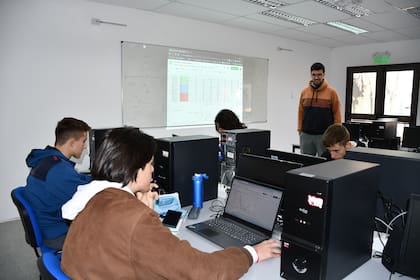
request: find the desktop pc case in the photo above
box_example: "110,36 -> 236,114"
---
220,129 -> 270,186
280,159 -> 379,280
154,135 -> 218,207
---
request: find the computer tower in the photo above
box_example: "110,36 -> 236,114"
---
154,135 -> 218,206
220,129 -> 270,186
280,159 -> 379,280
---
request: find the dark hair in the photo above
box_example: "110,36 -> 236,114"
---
91,127 -> 157,186
322,124 -> 350,148
55,117 -> 91,146
214,109 -> 247,132
310,62 -> 325,73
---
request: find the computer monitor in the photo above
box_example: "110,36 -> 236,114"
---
343,122 -> 361,142
236,153 -> 302,190
401,127 -> 420,149
266,149 -> 326,167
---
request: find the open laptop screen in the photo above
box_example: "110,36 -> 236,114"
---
224,177 -> 283,231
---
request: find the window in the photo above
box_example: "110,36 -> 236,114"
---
351,72 -> 376,115
384,70 -> 414,116
346,63 -> 420,127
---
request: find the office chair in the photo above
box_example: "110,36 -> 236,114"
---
37,252 -> 71,280
11,186 -> 56,257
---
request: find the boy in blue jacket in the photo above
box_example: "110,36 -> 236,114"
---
23,117 -> 92,250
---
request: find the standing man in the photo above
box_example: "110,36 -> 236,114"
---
23,117 -> 92,250
298,62 -> 342,156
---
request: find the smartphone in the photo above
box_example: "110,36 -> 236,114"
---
162,210 -> 182,228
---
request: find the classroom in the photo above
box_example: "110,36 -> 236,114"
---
1,0 -> 420,279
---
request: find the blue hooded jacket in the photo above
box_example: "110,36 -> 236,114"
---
23,146 -> 92,240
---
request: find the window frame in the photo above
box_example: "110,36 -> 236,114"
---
345,63 -> 420,126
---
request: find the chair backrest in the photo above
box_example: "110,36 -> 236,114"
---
11,186 -> 55,257
37,252 -> 72,280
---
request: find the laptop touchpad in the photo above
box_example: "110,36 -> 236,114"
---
201,228 -> 219,237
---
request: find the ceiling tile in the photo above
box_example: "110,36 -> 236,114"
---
226,16 -> 282,32
245,13 -> 303,28
87,0 -> 171,10
308,37 -> 344,48
384,0 -> 420,10
341,17 -> 386,32
334,34 -> 380,45
157,2 -> 236,23
297,23 -> 353,37
366,30 -> 411,41
277,1 -> 352,23
361,1 -> 398,13
395,26 -> 420,38
271,27 -> 324,41
177,0 -> 268,16
364,10 -> 420,29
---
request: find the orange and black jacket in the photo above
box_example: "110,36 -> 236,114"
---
298,79 -> 342,135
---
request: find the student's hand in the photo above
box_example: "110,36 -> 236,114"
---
136,183 -> 159,209
253,239 -> 281,262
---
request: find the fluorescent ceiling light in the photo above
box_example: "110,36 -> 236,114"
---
242,0 -> 288,9
314,0 -> 371,17
261,10 -> 316,26
327,21 -> 368,34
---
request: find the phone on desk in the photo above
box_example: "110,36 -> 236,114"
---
162,210 -> 182,228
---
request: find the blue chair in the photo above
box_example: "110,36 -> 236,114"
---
11,186 -> 56,257
37,252 -> 71,280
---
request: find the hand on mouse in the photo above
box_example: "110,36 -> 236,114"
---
253,239 -> 282,263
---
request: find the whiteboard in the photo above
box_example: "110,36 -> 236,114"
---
121,41 -> 268,128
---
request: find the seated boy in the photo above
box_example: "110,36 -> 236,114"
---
321,124 -> 356,160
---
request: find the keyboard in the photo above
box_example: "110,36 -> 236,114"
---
205,218 -> 266,244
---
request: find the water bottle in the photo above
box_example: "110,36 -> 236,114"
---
192,173 -> 208,208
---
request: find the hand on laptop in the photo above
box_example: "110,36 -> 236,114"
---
253,239 -> 281,262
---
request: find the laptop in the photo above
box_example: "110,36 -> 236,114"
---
186,176 -> 283,248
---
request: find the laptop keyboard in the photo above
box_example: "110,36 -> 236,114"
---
205,218 -> 266,245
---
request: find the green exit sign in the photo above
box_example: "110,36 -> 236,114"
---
373,56 -> 390,64
373,52 -> 390,64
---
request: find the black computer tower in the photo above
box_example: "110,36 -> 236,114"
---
220,128 -> 270,186
154,135 -> 218,206
280,159 -> 379,280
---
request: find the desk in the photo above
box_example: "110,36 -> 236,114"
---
175,201 -> 414,280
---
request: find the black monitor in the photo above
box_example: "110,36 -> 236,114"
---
236,153 -> 302,190
343,122 -> 360,142
402,127 -> 420,149
266,149 -> 326,167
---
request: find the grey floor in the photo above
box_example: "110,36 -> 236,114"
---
0,219 -> 39,280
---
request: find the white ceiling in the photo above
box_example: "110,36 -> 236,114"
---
88,0 -> 420,48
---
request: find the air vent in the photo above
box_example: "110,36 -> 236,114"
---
242,0 -> 287,9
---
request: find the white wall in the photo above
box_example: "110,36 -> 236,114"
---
330,39 -> 420,125
0,0 -> 332,222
